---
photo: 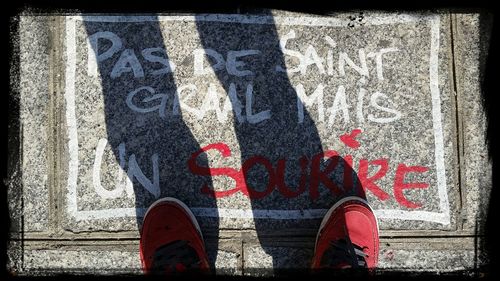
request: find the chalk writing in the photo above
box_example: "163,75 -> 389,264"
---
188,131 -> 430,209
87,29 -> 402,126
92,130 -> 431,209
93,138 -> 160,199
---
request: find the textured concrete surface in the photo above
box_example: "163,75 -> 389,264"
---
14,236 -> 482,276
17,16 -> 51,232
17,241 -> 241,275
7,10 -> 492,276
452,13 -> 493,233
243,244 -> 313,275
6,241 -> 22,274
23,249 -> 141,274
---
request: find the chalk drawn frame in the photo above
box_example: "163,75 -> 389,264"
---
65,14 -> 451,225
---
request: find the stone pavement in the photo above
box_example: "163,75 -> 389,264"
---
7,10 -> 493,275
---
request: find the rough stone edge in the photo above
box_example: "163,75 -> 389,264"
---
452,11 -> 492,249
15,235 -> 481,276
7,11 -> 24,277
18,14 -> 51,233
7,12 -> 23,239
18,240 -> 242,276
241,236 -> 482,276
440,12 -> 461,232
452,11 -> 493,273
6,241 -> 23,276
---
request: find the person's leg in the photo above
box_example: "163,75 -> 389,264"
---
312,196 -> 379,271
140,197 -> 210,274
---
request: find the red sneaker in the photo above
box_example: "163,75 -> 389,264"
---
139,197 -> 210,274
311,196 -> 379,270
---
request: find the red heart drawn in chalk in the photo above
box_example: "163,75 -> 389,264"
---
340,129 -> 362,149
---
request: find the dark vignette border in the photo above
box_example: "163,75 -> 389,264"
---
3,1 -> 498,281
